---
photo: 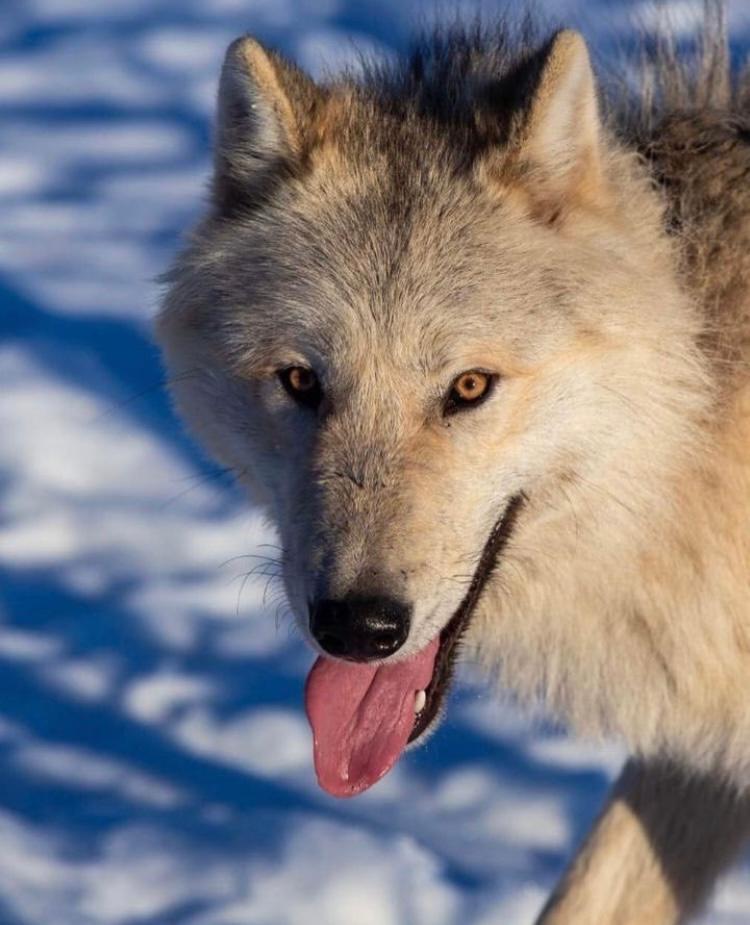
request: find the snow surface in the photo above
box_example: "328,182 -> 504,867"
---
1,0 -> 750,922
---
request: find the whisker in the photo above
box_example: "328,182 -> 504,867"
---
92,369 -> 201,424
236,567 -> 256,618
228,563 -> 282,586
262,573 -> 282,607
219,553 -> 281,570
159,465 -> 246,510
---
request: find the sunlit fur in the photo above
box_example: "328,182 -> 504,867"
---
157,5 -> 750,922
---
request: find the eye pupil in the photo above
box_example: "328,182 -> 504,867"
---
459,374 -> 479,397
457,372 -> 487,400
289,367 -> 314,392
279,366 -> 322,409
444,369 -> 495,416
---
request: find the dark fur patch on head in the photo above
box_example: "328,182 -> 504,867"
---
213,15 -> 569,219
213,0 -> 749,224
356,15 -> 555,140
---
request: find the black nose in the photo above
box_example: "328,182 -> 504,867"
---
309,596 -> 411,661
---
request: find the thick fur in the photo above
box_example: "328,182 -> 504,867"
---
157,5 -> 750,922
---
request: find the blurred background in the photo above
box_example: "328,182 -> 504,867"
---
1,1 -> 750,923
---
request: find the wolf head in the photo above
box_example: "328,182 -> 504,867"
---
157,28 -> 711,794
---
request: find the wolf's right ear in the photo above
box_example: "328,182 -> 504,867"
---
502,30 -> 606,219
214,37 -> 319,212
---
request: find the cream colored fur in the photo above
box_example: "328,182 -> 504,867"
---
157,13 -> 750,924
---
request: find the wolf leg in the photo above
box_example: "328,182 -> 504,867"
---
536,758 -> 750,925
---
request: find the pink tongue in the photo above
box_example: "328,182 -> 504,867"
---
304,637 -> 439,798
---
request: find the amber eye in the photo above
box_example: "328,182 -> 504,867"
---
444,370 -> 496,416
278,366 -> 323,410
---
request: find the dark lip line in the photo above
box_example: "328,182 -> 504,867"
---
408,491 -> 527,744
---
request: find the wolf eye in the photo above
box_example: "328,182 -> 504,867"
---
444,370 -> 496,416
278,366 -> 323,410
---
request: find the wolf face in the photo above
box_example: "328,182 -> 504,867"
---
157,29 -> 711,796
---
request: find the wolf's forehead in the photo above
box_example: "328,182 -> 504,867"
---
212,150 -> 566,374
245,176 -> 507,306
247,241 -> 494,360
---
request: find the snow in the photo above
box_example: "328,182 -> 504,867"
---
1,0 -> 748,922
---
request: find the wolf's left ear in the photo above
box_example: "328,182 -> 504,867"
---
513,30 -> 604,215
214,36 -> 320,211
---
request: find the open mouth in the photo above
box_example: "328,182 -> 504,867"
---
408,492 -> 525,746
305,493 -> 525,798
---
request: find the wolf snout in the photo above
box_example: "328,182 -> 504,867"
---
309,596 -> 412,661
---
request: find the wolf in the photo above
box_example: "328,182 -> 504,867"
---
156,4 -> 750,922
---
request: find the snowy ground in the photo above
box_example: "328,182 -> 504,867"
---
2,1 -> 750,922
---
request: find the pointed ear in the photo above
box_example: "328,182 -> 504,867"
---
515,30 -> 604,215
214,36 -> 319,212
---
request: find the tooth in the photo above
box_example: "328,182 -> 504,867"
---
414,690 -> 426,714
